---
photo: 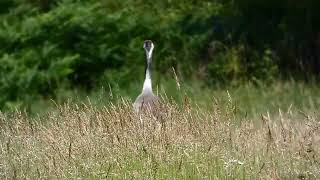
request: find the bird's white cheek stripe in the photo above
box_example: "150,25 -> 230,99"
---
147,45 -> 154,60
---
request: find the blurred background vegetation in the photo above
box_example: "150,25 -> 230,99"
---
0,0 -> 319,112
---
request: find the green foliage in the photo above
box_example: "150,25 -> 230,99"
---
221,0 -> 320,75
206,42 -> 278,85
0,0 -> 319,110
0,0 -> 217,109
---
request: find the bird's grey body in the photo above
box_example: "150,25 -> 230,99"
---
133,40 -> 159,113
133,90 -> 158,112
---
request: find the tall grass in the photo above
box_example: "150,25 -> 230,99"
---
26,79 -> 320,118
0,88 -> 319,179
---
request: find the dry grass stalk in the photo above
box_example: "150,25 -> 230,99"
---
0,96 -> 319,179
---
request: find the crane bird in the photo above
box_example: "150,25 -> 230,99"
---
133,40 -> 159,113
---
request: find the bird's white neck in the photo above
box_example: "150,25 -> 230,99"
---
142,57 -> 152,93
142,78 -> 152,93
142,43 -> 154,94
146,48 -> 153,60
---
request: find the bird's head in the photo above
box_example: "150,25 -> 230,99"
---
143,40 -> 154,59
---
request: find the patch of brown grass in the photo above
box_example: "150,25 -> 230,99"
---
0,97 -> 319,179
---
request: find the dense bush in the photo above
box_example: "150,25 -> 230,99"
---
221,0 -> 320,76
0,0 -> 319,109
0,0 -> 216,108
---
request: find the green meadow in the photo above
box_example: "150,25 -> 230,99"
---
1,0 -> 320,179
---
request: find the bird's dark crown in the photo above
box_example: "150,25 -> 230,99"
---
143,40 -> 153,51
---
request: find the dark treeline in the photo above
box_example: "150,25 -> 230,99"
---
223,0 -> 320,77
0,0 -> 319,108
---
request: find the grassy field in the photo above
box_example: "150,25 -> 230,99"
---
0,81 -> 319,179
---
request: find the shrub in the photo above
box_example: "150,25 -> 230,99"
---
0,0 -> 319,109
